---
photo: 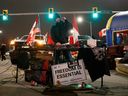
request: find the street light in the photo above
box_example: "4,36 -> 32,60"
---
0,30 -> 3,34
77,16 -> 83,23
76,16 -> 92,37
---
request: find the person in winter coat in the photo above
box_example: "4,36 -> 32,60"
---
50,13 -> 73,64
0,44 -> 6,61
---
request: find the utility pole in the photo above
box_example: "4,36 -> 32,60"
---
90,22 -> 93,37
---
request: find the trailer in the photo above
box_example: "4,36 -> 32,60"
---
105,11 -> 128,69
106,11 -> 128,47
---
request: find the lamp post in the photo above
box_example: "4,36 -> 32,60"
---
77,16 -> 83,23
76,16 -> 93,37
89,21 -> 92,37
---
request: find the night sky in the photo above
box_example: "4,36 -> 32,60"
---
0,0 -> 128,44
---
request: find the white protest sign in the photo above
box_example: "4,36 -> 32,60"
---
51,59 -> 87,85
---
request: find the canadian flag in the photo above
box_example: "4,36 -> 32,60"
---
99,28 -> 106,38
69,16 -> 80,57
26,16 -> 41,45
44,32 -> 54,45
69,16 -> 80,44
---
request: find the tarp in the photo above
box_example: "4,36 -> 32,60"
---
78,48 -> 110,82
106,11 -> 128,46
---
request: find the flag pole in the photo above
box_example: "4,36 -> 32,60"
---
38,14 -> 41,35
45,32 -> 48,45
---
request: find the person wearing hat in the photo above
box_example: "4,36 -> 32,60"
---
50,13 -> 73,64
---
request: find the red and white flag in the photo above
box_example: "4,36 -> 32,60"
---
99,28 -> 106,38
44,32 -> 54,45
26,16 -> 41,45
69,16 -> 80,44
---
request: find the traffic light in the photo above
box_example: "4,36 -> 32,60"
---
48,8 -> 54,19
92,7 -> 98,19
2,9 -> 8,21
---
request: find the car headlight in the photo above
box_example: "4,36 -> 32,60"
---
10,40 -> 15,45
36,40 -> 45,46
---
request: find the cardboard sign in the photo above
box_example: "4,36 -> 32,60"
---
51,59 -> 87,85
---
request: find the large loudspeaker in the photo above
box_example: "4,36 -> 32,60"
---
17,51 -> 30,70
10,51 -> 18,65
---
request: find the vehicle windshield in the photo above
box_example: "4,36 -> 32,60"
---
20,35 -> 44,40
20,35 -> 28,40
78,35 -> 92,41
35,35 -> 44,40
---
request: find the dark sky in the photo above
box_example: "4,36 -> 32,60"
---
0,0 -> 128,44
